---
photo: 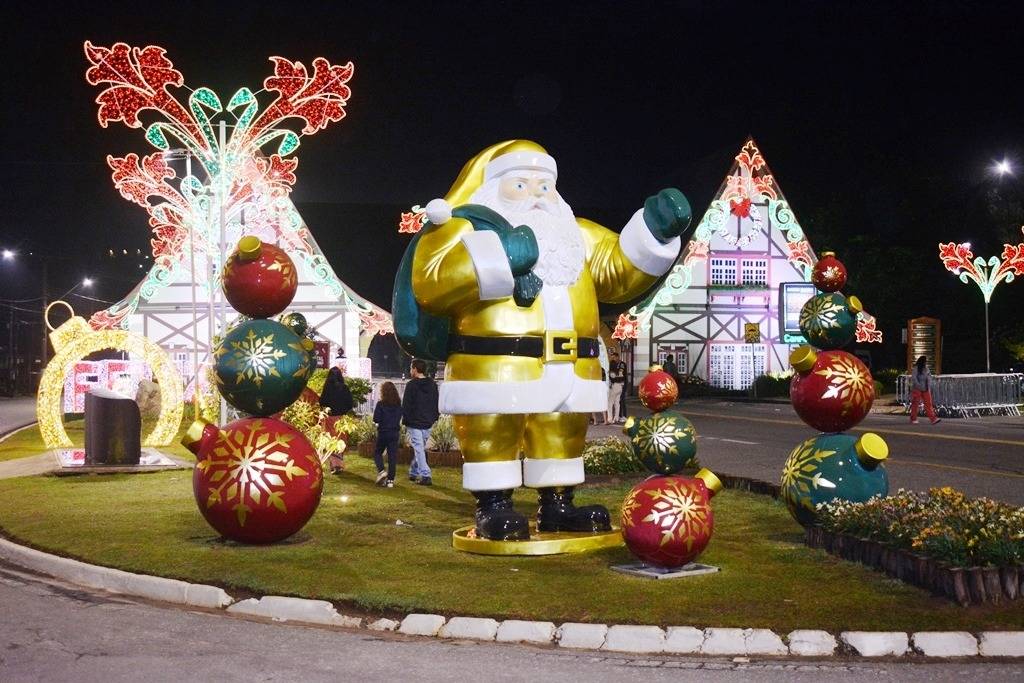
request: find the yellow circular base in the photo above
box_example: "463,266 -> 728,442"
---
452,524 -> 623,556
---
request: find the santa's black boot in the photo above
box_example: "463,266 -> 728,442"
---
536,486 -> 612,533
474,490 -> 530,541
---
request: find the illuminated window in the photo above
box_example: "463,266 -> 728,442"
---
741,259 -> 768,286
710,258 -> 738,285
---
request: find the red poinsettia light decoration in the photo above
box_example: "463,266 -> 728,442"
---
612,313 -> 640,340
398,210 -> 426,234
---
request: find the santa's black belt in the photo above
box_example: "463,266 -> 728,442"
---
448,333 -> 600,363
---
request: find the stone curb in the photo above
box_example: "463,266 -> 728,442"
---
1,537 -> 1023,659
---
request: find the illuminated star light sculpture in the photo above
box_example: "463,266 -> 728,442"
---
939,228 -> 1024,372
82,42 -> 392,338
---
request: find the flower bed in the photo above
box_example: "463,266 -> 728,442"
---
806,488 -> 1024,605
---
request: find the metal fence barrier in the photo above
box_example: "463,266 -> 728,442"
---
897,373 -> 1024,418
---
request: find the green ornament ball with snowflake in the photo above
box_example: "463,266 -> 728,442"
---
623,412 -> 698,475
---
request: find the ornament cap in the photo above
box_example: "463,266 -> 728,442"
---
821,250 -> 836,257
695,467 -> 723,498
790,345 -> 818,373
238,235 -> 262,261
623,416 -> 635,432
649,363 -> 663,372
855,432 -> 888,469
181,418 -> 215,455
301,338 -> 314,351
847,295 -> 863,314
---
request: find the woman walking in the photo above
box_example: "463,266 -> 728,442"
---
909,355 -> 941,425
373,381 -> 403,488
320,349 -> 355,473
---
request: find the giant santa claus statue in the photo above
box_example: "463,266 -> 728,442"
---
394,140 -> 694,542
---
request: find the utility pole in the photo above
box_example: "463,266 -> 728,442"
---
39,258 -> 48,379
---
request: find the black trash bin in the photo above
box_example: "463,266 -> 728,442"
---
84,387 -> 142,465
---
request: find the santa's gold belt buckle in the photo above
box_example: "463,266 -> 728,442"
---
544,330 -> 578,363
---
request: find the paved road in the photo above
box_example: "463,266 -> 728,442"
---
592,399 -> 1024,505
0,397 -> 36,436
1,562 -> 1021,682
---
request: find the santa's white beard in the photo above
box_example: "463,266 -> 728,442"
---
468,181 -> 586,286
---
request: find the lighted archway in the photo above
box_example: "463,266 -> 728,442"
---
37,308 -> 184,448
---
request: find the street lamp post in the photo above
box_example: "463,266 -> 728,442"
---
939,236 -> 1024,372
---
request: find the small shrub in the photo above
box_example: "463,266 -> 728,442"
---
429,415 -> 459,452
874,367 -> 902,394
345,377 -> 373,407
306,368 -> 329,395
346,414 -> 378,447
752,373 -> 791,398
582,437 -> 643,475
873,379 -> 884,397
677,374 -> 709,398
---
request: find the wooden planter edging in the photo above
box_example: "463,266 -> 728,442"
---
805,526 -> 1023,606
355,440 -> 463,468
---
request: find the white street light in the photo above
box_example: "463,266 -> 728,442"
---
2,249 -> 13,260
82,277 -> 94,288
995,159 -> 1013,176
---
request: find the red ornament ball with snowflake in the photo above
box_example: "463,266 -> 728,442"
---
222,236 -> 299,319
789,346 -> 875,433
183,417 -> 323,544
620,470 -> 721,568
638,368 -> 679,412
811,251 -> 848,293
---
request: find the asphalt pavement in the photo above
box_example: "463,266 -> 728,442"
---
0,397 -> 36,436
592,399 -> 1024,506
2,562 -> 1021,683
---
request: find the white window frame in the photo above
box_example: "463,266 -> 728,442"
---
710,257 -> 738,286
740,258 -> 768,286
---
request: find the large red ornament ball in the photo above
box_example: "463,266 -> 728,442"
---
620,469 -> 721,568
638,368 -> 679,412
811,251 -> 848,293
790,346 -> 875,433
222,236 -> 299,318
183,417 -> 323,544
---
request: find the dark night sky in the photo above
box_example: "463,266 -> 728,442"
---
1,0 -> 1022,331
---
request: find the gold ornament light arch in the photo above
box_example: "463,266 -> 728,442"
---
37,303 -> 184,448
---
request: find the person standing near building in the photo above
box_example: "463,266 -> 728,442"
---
909,355 -> 941,425
607,351 -> 627,423
403,359 -> 439,485
319,349 -> 354,474
373,381 -> 403,487
661,354 -> 679,384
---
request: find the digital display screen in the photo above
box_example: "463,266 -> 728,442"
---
780,282 -> 817,334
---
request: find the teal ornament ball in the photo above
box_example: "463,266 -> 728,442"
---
780,432 -> 889,527
213,319 -> 313,416
623,412 -> 698,475
798,292 -> 862,350
279,311 -> 308,337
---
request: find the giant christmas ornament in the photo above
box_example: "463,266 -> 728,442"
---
638,367 -> 679,412
789,346 -> 874,433
213,319 -> 312,416
781,432 -> 889,527
623,413 -> 697,475
279,311 -> 309,337
811,251 -> 847,293
799,292 -> 862,350
620,469 -> 721,568
222,237 -> 299,319
183,417 -> 323,543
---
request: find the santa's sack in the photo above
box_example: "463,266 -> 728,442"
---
392,227 -> 451,361
391,204 -> 539,362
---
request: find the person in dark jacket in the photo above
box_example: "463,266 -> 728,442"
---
402,359 -> 440,485
373,381 -> 403,488
319,349 -> 354,473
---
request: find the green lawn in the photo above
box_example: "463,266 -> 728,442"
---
0,454 -> 1021,632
